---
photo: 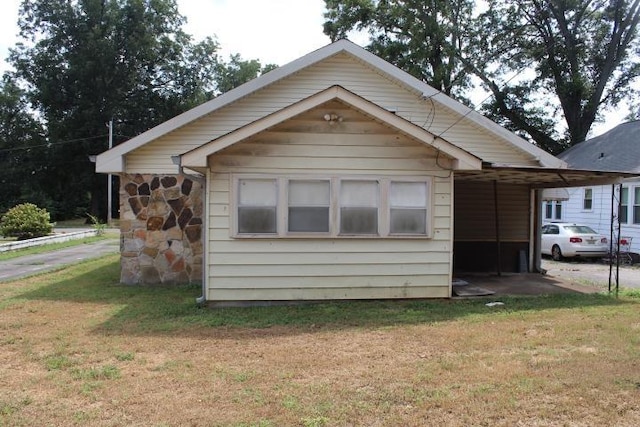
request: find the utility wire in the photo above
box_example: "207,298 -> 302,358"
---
0,133 -> 111,153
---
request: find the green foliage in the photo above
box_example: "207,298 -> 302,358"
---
0,203 -> 53,239
324,0 -> 475,98
86,213 -> 106,235
324,0 -> 640,152
5,0 -> 270,222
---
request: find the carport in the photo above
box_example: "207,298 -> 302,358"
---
452,164 -> 638,277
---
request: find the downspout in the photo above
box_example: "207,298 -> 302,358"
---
172,156 -> 207,306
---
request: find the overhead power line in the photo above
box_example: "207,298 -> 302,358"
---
0,133 -> 111,154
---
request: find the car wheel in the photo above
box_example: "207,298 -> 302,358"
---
551,245 -> 563,261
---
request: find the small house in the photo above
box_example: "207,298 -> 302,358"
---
96,40 -> 628,303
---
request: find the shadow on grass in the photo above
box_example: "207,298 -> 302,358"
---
12,255 -> 639,338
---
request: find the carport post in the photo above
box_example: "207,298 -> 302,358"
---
494,180 -> 502,276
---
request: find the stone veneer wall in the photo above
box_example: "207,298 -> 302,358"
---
119,174 -> 203,285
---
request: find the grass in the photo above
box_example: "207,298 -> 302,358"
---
1,255 -> 640,425
0,232 -> 117,261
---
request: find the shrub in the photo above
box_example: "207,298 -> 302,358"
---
0,203 -> 53,239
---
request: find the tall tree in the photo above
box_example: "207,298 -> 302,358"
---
468,0 -> 640,152
324,0 -> 640,153
7,0 -> 269,220
324,0 -> 476,98
0,77 -> 47,214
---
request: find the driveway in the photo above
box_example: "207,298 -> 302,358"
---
542,258 -> 640,290
0,238 -> 120,282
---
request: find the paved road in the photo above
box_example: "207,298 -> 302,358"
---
542,258 -> 640,290
0,238 -> 120,282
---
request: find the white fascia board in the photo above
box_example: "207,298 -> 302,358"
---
181,85 -> 482,171
95,152 -> 124,174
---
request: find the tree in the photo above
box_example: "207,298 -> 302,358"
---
0,77 -> 48,214
469,0 -> 640,152
323,0 -> 476,99
324,0 -> 640,153
8,0 -> 270,221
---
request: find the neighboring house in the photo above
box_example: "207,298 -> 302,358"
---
545,121 -> 640,258
96,40 -> 630,303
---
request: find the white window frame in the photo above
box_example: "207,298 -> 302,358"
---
633,186 -> 640,225
583,188 -> 593,211
619,186 -> 629,224
543,201 -> 562,221
231,174 -> 433,238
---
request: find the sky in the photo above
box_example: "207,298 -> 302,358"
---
0,0 -> 626,137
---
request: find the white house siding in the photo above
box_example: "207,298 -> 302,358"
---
205,104 -> 453,301
125,53 -> 539,174
557,181 -> 640,255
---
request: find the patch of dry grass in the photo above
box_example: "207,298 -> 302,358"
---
1,255 -> 639,426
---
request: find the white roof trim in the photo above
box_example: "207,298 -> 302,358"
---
96,38 -> 563,173
180,85 -> 482,170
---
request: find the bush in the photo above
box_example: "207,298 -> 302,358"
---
0,203 -> 53,239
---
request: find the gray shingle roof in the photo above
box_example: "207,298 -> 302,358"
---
559,121 -> 640,173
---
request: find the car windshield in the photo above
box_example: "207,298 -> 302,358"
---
564,225 -> 597,234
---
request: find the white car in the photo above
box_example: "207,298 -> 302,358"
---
541,223 -> 609,261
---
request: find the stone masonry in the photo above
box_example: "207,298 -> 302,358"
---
119,174 -> 203,285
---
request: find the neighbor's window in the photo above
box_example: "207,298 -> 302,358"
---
544,202 -> 553,220
620,187 -> 628,224
288,180 -> 330,233
389,181 -> 427,234
543,201 -> 562,220
583,188 -> 593,210
554,201 -> 562,220
634,187 -> 640,224
339,180 -> 379,235
237,179 -> 277,234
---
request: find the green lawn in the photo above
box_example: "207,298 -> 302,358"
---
1,255 -> 639,426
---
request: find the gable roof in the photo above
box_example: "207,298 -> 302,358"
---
559,121 -> 640,173
180,85 -> 482,171
96,39 -> 564,173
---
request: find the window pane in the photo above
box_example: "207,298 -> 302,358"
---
340,207 -> 377,234
390,209 -> 426,234
238,207 -> 276,233
289,207 -> 330,232
289,180 -> 329,205
239,179 -> 276,206
620,188 -> 628,223
583,188 -> 593,210
390,182 -> 426,206
555,202 -> 562,220
545,202 -> 552,219
340,181 -> 378,207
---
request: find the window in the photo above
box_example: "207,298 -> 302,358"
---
583,188 -> 593,210
620,187 -> 628,224
543,201 -> 562,221
237,179 -> 277,234
340,180 -> 378,234
288,180 -> 330,233
544,202 -> 553,220
554,201 -> 562,220
233,175 -> 432,238
389,181 -> 427,234
634,187 -> 640,224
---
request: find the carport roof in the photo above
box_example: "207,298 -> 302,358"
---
455,164 -> 640,188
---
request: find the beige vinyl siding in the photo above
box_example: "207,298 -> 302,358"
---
127,53 -> 538,173
206,106 -> 452,301
454,181 -> 530,242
